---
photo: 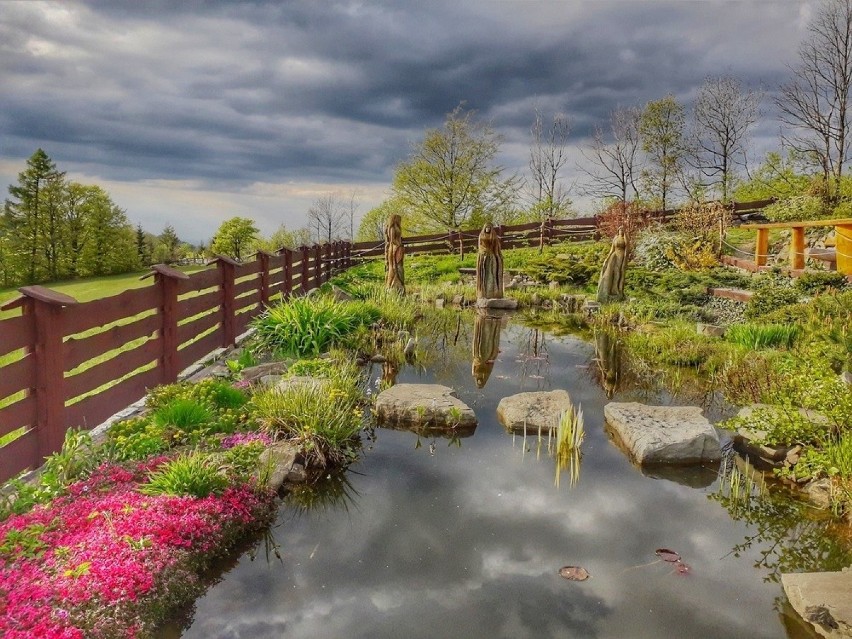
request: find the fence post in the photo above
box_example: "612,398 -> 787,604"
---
255,251 -> 272,307
321,243 -> 330,283
278,247 -> 293,298
345,241 -> 352,269
210,255 -> 240,347
313,245 -> 322,288
299,246 -> 310,293
146,264 -> 190,384
3,286 -> 77,460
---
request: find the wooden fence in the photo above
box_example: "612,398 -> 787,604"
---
0,198 -> 774,482
0,242 -> 351,482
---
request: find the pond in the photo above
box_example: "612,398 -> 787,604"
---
159,310 -> 849,639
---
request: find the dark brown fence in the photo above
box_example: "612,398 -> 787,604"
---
0,241 -> 351,482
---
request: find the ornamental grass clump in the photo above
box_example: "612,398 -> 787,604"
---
725,323 -> 800,350
140,453 -> 229,498
249,364 -> 364,467
252,296 -> 381,357
0,458 -> 275,638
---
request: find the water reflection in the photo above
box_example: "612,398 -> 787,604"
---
284,470 -> 360,516
593,329 -> 622,399
471,310 -> 503,388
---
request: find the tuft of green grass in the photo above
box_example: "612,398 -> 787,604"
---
554,400 -> 585,488
140,453 -> 229,498
725,323 -> 800,350
151,399 -> 213,435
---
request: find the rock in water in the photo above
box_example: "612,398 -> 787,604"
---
497,390 -> 575,434
603,402 -> 721,465
374,384 -> 477,429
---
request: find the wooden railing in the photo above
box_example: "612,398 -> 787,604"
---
0,241 -> 351,482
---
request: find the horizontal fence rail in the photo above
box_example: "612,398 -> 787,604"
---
0,199 -> 772,481
0,241 -> 352,482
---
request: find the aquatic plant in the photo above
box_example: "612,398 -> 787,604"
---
554,400 -> 585,488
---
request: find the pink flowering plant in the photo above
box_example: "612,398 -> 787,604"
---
0,457 -> 275,638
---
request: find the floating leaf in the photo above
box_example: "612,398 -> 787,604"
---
674,561 -> 690,575
655,548 -> 681,563
559,566 -> 590,581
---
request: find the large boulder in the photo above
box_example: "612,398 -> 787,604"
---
496,390 -> 574,434
374,384 -> 477,430
782,572 -> 852,637
604,402 -> 721,465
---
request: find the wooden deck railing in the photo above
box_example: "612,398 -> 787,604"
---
0,241 -> 351,482
0,198 -> 774,482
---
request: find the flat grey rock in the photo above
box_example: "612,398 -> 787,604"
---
604,402 -> 721,465
256,441 -> 298,491
475,298 -> 518,310
782,572 -> 852,637
496,390 -> 575,434
374,383 -> 477,429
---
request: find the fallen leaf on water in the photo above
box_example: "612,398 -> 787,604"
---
655,548 -> 681,563
559,566 -> 590,581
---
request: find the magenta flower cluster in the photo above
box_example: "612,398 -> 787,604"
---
220,431 -> 272,449
0,457 -> 274,638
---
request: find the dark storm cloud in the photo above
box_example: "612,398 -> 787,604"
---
0,1 -> 807,196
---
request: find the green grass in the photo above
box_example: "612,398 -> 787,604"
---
725,323 -> 800,349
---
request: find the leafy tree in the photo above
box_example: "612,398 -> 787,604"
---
693,76 -> 761,202
210,216 -> 259,261
135,223 -> 151,267
639,95 -> 687,212
4,148 -> 64,283
255,224 -> 312,252
153,224 -> 182,264
734,151 -> 814,201
392,105 -> 518,243
777,0 -> 852,199
78,189 -> 138,276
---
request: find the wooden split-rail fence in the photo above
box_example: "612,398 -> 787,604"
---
0,199 -> 774,482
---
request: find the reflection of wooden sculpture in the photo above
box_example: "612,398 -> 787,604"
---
596,228 -> 627,303
476,224 -> 503,300
384,214 -> 405,294
594,330 -> 621,399
381,359 -> 399,388
472,311 -> 502,388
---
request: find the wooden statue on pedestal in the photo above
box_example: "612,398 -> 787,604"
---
476,224 -> 503,300
596,229 -> 627,303
384,214 -> 405,295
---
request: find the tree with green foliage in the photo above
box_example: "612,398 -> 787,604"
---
78,188 -> 139,276
153,224 -> 182,264
4,148 -> 64,283
135,223 -> 151,267
210,216 -> 259,261
734,150 -> 814,201
357,198 -> 408,242
639,95 -> 687,212
392,105 -> 518,239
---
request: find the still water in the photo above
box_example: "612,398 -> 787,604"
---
163,312 -> 847,639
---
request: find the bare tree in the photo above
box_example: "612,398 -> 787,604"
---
307,194 -> 346,244
692,76 -> 760,202
346,190 -> 360,241
528,107 -> 572,221
579,106 -> 642,203
777,0 -> 852,198
639,95 -> 687,212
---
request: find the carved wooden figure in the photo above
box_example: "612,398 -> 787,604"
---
596,229 -> 627,303
384,214 -> 405,294
475,224 -> 504,300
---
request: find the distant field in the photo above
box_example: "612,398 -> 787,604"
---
0,266 -> 206,318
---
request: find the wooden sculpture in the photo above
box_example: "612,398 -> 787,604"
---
476,224 -> 503,300
384,214 -> 405,294
596,228 -> 627,303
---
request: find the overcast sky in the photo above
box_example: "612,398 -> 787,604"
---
0,1 -> 813,242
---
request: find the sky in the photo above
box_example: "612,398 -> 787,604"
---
0,1 -> 815,243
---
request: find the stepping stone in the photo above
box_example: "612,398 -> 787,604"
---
782,572 -> 852,637
374,384 -> 477,429
604,402 -> 721,465
496,390 -> 575,434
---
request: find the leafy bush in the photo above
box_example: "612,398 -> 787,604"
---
252,296 -> 381,357
725,323 -> 800,350
762,195 -> 825,222
152,399 -> 212,433
141,452 -> 229,498
521,242 -> 608,286
634,230 -> 680,270
106,417 -> 170,461
287,357 -> 337,378
722,405 -> 830,448
744,280 -> 800,319
795,271 -> 848,295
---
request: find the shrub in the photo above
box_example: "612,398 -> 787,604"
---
721,405 -> 830,449
141,452 -> 229,498
762,195 -> 825,222
725,323 -> 800,350
152,399 -> 212,433
624,323 -> 717,367
795,271 -> 848,295
106,417 -> 170,461
745,282 -> 800,319
522,242 -> 608,286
